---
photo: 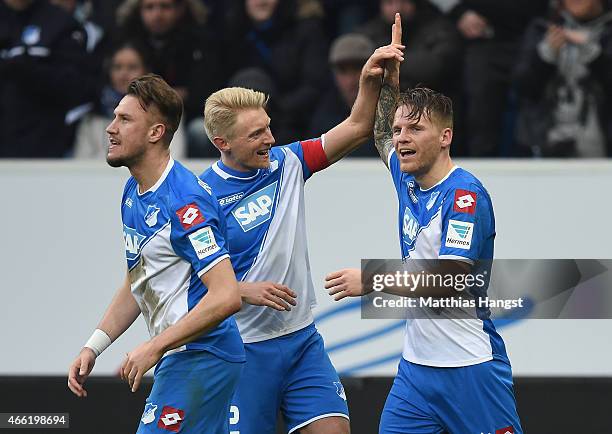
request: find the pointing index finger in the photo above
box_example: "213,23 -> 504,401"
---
392,13 -> 402,45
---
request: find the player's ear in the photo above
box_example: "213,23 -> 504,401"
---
440,127 -> 452,150
149,123 -> 166,144
212,136 -> 230,152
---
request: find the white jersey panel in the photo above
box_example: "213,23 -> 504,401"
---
237,148 -> 316,342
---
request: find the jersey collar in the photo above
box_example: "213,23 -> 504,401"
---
213,160 -> 261,180
137,158 -> 174,196
419,165 -> 458,192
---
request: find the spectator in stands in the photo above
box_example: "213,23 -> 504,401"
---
515,0 -> 612,157
430,0 -> 549,156
116,0 -> 220,129
358,0 -> 462,95
309,33 -> 378,157
73,42 -> 186,158
0,0 -> 94,158
223,0 -> 329,143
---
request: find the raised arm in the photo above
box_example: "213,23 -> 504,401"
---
323,13 -> 404,164
375,15 -> 402,168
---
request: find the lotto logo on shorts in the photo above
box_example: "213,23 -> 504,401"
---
176,203 -> 205,229
495,426 -> 514,434
453,189 -> 477,214
157,406 -> 185,432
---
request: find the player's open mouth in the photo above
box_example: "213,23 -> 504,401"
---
399,149 -> 416,157
256,149 -> 269,157
108,137 -> 120,149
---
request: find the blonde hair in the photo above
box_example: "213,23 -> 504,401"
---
204,87 -> 268,142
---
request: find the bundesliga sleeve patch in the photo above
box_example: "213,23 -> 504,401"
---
188,226 -> 220,259
453,189 -> 477,214
176,203 -> 206,229
157,405 -> 185,432
445,219 -> 474,250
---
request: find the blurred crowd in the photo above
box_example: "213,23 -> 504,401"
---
1,0 -> 611,159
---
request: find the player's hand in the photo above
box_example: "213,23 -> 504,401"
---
362,13 -> 404,81
67,347 -> 96,398
546,25 -> 567,55
239,281 -> 297,311
457,10 -> 489,39
325,268 -> 370,301
384,12 -> 403,85
120,341 -> 163,393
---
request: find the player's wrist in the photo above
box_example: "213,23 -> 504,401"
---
83,329 -> 111,357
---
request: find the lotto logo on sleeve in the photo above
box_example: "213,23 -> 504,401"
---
157,406 -> 185,432
176,203 -> 205,229
453,189 -> 477,214
495,426 -> 514,434
188,226 -> 220,259
445,219 -> 474,250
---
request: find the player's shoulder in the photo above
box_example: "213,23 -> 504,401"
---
446,167 -> 490,198
122,176 -> 138,197
166,160 -> 216,208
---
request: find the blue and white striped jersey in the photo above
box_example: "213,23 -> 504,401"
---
121,158 -> 244,362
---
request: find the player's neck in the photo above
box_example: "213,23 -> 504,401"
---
130,152 -> 171,194
415,157 -> 455,190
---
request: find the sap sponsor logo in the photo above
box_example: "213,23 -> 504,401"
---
445,219 -> 474,250
124,225 -> 146,260
402,207 -> 419,244
426,191 -> 440,211
218,192 -> 245,207
408,180 -> 418,203
144,204 -> 160,227
188,226 -> 220,259
198,179 -> 212,195
124,197 -> 133,208
334,381 -> 347,401
232,182 -> 277,232
176,203 -> 205,229
158,406 -> 185,432
453,189 -> 477,214
141,403 -> 157,425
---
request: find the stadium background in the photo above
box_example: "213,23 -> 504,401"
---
1,159 -> 612,432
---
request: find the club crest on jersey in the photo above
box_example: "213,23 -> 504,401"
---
402,207 -> 419,244
124,224 -> 146,260
144,204 -> 160,227
141,403 -> 157,425
407,180 -> 418,203
453,189 -> 477,214
232,182 -> 277,232
426,191 -> 440,211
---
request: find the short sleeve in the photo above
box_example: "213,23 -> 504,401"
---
388,149 -> 403,192
170,193 -> 230,278
285,136 -> 330,181
438,185 -> 492,264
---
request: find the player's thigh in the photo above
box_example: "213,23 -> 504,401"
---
136,350 -> 243,434
281,329 -> 349,434
432,359 -> 523,434
379,361 -> 444,434
230,340 -> 284,434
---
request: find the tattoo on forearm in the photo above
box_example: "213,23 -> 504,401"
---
374,83 -> 398,167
